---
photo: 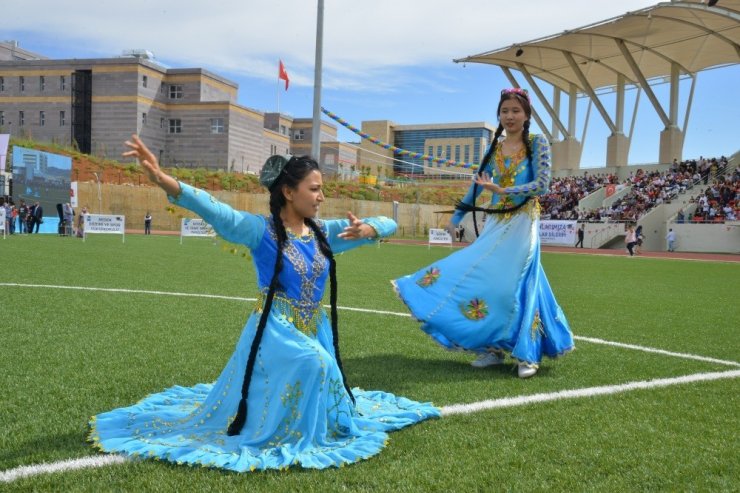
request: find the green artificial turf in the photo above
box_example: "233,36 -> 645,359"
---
1,234 -> 737,491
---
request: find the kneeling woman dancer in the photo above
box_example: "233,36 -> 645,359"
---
89,136 -> 439,472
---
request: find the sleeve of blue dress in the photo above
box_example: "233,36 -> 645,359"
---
320,216 -> 397,254
167,182 -> 265,250
450,146 -> 494,226
500,134 -> 552,198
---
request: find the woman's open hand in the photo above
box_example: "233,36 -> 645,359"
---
337,211 -> 376,240
474,172 -> 506,195
123,135 -> 180,196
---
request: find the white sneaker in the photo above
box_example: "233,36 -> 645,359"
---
471,352 -> 504,368
517,364 -> 537,378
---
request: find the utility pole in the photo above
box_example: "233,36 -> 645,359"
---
310,0 -> 324,162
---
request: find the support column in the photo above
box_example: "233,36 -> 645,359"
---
551,84 -> 581,173
660,127 -> 683,164
607,75 -> 630,167
551,87 -> 561,142
551,140 -> 582,173
607,134 -> 630,167
660,64 -> 684,164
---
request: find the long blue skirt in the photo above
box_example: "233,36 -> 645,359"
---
89,309 -> 440,471
393,205 -> 574,366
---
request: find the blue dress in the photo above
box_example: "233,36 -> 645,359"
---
393,135 -> 574,367
89,183 -> 440,472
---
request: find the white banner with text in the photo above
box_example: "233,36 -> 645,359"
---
539,220 -> 577,245
428,228 -> 453,248
180,218 -> 215,244
84,214 -> 125,242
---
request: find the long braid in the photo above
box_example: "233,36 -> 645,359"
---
522,120 -> 533,165
470,124 -> 504,237
227,203 -> 286,436
306,219 -> 356,406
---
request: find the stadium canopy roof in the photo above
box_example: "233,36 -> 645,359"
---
454,0 -> 740,94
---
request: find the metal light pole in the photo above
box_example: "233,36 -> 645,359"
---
93,172 -> 102,212
310,0 -> 324,162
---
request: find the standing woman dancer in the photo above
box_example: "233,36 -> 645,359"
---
393,89 -> 574,378
90,136 -> 439,472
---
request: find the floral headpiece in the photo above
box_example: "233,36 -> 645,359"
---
501,87 -> 530,103
260,155 -> 293,190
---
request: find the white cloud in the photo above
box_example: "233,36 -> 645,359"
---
7,0 -> 657,91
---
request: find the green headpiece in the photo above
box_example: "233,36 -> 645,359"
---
260,155 -> 293,190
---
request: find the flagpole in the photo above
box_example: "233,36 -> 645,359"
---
310,0 -> 324,162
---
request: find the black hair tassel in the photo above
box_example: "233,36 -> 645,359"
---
227,398 -> 248,436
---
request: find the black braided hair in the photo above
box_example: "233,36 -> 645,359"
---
522,119 -> 533,165
227,156 -> 354,436
456,91 -> 533,238
468,123 -> 504,237
227,195 -> 287,436
305,218 -> 355,406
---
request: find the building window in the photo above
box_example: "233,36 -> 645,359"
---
19,111 -> 25,126
60,111 -> 66,126
294,129 -> 304,141
159,149 -> 164,163
280,125 -> 286,135
0,76 -> 4,91
160,117 -> 165,129
40,76 -> 45,91
0,111 -> 4,126
210,118 -> 224,134
142,112 -> 147,126
160,83 -> 166,94
19,76 -> 25,92
60,75 -> 66,91
445,145 -> 451,160
464,145 -> 470,163
39,111 -> 45,127
169,119 -> 182,134
142,75 -> 148,88
169,84 -> 183,99
455,145 -> 460,162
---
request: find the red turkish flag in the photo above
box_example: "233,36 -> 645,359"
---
278,60 -> 289,91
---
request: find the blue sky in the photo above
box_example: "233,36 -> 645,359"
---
5,0 -> 738,169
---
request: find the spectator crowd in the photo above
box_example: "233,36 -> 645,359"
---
539,155 -> 738,223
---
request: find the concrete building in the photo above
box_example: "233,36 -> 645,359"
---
0,42 -> 356,175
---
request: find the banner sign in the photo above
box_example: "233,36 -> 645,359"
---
0,206 -> 5,238
181,218 -> 215,237
84,214 -> 125,242
0,134 -> 9,173
428,228 -> 453,248
539,220 -> 577,245
180,218 -> 215,244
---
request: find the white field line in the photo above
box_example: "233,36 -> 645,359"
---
2,369 -> 738,483
0,455 -> 126,483
0,282 -> 254,302
441,369 -> 740,415
2,282 -> 738,367
574,335 -> 740,367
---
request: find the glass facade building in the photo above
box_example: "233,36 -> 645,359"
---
392,125 -> 495,176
